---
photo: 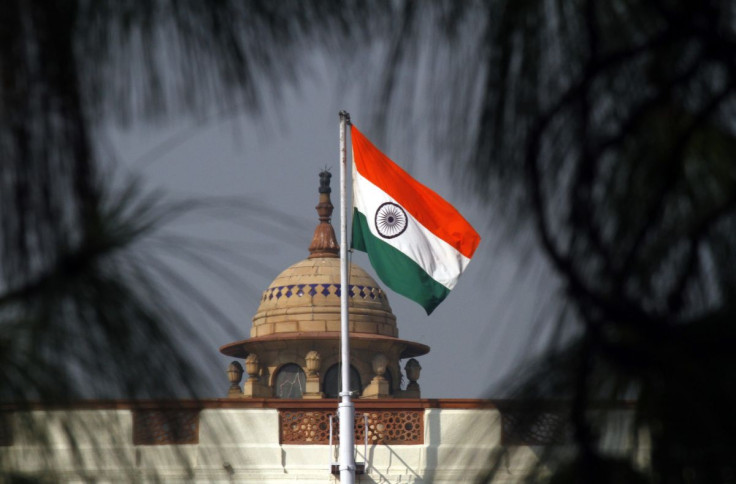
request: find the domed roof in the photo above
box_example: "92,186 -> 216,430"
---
219,170 -> 429,361
251,257 -> 397,338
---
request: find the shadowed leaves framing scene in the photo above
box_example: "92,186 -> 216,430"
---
1,1 -> 736,483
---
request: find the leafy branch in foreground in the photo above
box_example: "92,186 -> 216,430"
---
366,1 -> 736,482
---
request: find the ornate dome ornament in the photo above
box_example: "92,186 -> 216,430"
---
244,354 -> 260,378
305,350 -> 321,377
226,361 -> 244,397
308,170 -> 339,258
371,353 -> 389,379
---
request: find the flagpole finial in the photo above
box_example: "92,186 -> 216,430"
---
308,170 -> 340,259
339,110 -> 352,126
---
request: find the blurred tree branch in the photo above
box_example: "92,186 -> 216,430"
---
367,0 -> 736,482
3,0 -> 736,482
0,1 -> 390,480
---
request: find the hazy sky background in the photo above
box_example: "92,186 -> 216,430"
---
105,54 -> 561,399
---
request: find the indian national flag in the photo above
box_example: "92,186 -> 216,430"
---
351,125 -> 481,314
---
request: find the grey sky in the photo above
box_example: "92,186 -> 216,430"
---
107,59 -> 560,399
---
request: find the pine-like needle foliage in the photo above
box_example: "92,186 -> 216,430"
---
372,1 -> 736,482
0,1 -> 391,480
4,1 -> 736,482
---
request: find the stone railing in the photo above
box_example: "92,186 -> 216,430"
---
133,409 -> 200,445
0,398 -> 634,447
279,408 -> 423,445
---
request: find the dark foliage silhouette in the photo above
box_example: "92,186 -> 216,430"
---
3,1 -> 736,482
373,2 -> 736,482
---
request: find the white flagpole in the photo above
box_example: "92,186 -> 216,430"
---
338,110 -> 355,483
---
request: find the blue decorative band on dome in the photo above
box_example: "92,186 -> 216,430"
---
261,284 -> 385,302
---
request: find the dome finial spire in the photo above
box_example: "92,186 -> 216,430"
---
308,169 -> 339,258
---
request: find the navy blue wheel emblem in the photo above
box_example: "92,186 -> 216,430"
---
375,202 -> 408,239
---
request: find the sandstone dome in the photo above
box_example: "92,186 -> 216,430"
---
250,257 -> 397,338
219,170 -> 428,398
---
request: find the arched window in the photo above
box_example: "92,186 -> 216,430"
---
274,363 -> 306,399
324,364 -> 362,398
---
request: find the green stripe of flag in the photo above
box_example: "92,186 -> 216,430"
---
351,209 -> 450,315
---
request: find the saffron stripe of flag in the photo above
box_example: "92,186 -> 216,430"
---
351,125 -> 481,314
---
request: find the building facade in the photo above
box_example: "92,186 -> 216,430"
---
0,172 -> 644,482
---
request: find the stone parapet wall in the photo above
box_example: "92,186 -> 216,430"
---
0,399 -> 640,483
